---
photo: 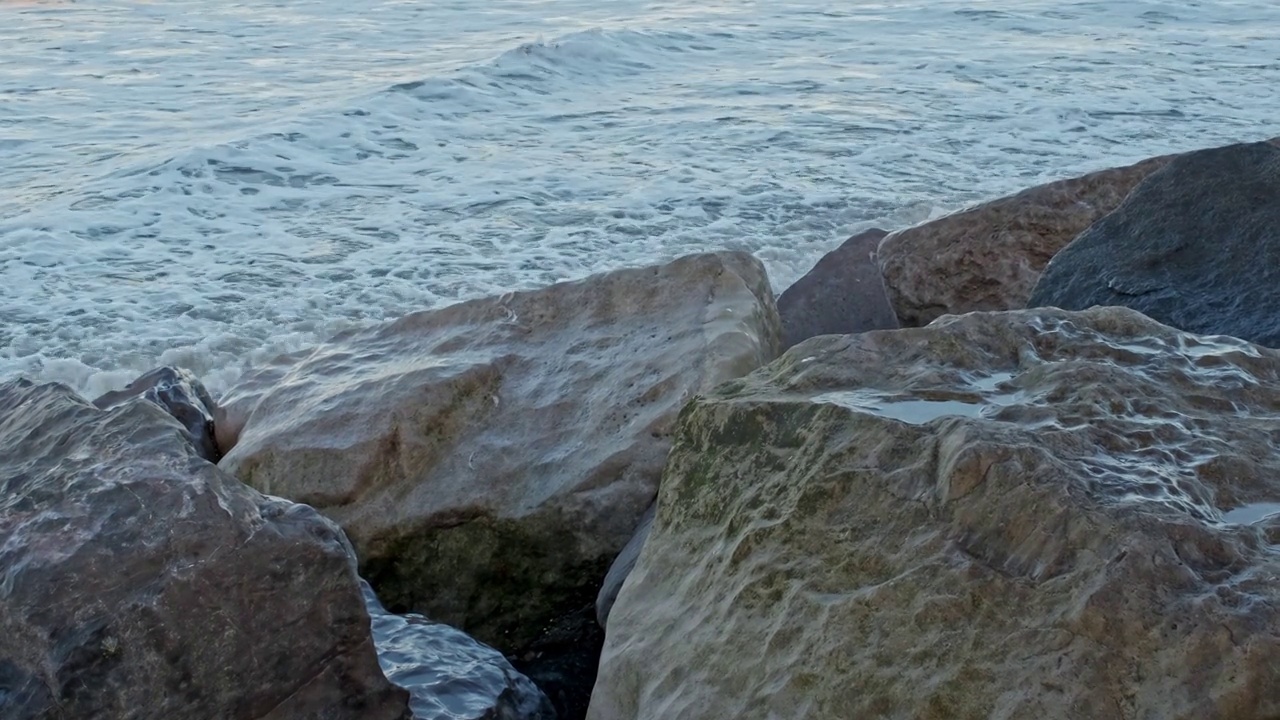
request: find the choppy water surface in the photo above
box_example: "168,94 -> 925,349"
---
3,0 -> 1278,395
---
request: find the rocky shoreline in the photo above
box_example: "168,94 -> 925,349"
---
3,136 -> 1280,719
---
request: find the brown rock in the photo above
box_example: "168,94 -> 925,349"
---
775,228 -> 898,349
877,154 -> 1174,326
0,379 -> 409,720
215,251 -> 782,651
590,306 -> 1280,720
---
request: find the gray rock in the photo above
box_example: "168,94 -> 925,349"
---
362,581 -> 554,720
776,228 -> 898,349
93,365 -> 222,462
215,251 -> 782,654
595,502 -> 655,629
1029,139 -> 1280,346
0,379 -> 409,720
590,307 -> 1280,720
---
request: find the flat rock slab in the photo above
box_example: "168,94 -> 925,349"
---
0,379 -> 408,720
216,251 -> 781,652
1029,139 -> 1280,346
590,306 -> 1280,720
775,228 -> 898,349
877,153 -> 1174,326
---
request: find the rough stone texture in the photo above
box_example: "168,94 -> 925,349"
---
93,365 -> 222,463
361,581 -> 554,720
0,379 -> 409,720
775,228 -> 898,348
215,251 -> 781,653
590,306 -> 1280,720
1028,139 -> 1280,347
595,502 -> 655,629
877,154 -> 1174,327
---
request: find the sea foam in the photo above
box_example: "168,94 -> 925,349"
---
2,0 -> 1278,396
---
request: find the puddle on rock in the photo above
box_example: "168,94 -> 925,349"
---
813,372 -> 1021,425
1220,502 -> 1280,525
812,392 -> 985,424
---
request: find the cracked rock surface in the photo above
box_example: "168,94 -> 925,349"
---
590,306 -> 1280,720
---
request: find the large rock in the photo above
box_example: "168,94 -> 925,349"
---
215,251 -> 781,652
590,307 -> 1280,720
0,379 -> 409,720
775,228 -> 898,349
1028,139 -> 1280,346
877,154 -> 1174,326
93,365 -> 222,463
362,581 -> 555,720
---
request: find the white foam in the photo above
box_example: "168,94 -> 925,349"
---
2,0 -> 1279,396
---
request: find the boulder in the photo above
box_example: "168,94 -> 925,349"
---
590,306 -> 1280,720
1028,139 -> 1280,346
595,502 -> 655,629
93,365 -> 222,463
0,379 -> 409,720
877,154 -> 1174,326
361,581 -> 555,720
215,251 -> 782,653
775,228 -> 898,348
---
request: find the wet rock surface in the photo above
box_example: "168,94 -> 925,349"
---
362,581 -> 554,720
93,365 -> 222,462
775,227 -> 898,348
1029,139 -> 1280,346
590,306 -> 1280,720
595,502 -> 656,629
0,379 -> 409,720
877,154 -> 1173,326
215,251 -> 781,653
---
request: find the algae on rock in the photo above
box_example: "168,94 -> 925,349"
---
590,306 -> 1280,720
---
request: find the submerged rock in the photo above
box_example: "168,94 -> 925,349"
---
877,153 -> 1173,326
0,379 -> 409,720
215,251 -> 781,656
775,227 -> 898,348
362,581 -> 554,720
590,307 -> 1280,720
93,365 -> 221,462
1029,139 -> 1280,346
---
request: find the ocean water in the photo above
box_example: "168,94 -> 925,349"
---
3,0 -> 1278,397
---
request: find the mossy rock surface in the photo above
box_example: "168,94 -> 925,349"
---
590,306 -> 1280,720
